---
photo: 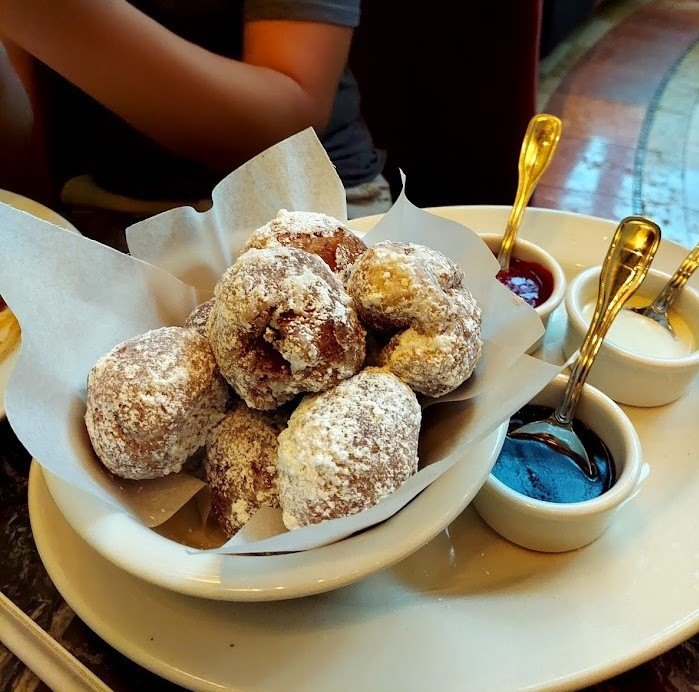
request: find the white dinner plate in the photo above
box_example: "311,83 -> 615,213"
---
38,202 -> 513,602
30,206 -> 699,690
0,189 -> 78,419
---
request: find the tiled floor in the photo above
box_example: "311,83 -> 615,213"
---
535,0 -> 699,249
535,7 -> 699,691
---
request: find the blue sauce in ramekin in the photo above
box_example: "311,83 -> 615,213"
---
493,405 -> 615,503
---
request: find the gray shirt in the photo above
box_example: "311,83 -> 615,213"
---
44,0 -> 382,199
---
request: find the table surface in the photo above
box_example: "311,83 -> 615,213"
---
1,214 -> 698,692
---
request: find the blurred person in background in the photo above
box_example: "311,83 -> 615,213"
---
0,0 -> 389,249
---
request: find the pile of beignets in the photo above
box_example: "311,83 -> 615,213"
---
85,209 -> 483,537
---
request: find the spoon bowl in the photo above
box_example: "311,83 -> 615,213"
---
630,240 -> 699,337
509,216 -> 661,477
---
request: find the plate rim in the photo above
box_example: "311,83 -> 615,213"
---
350,203 -> 693,250
29,464 -> 226,692
26,203 -> 699,690
28,462 -> 699,692
0,189 -> 79,233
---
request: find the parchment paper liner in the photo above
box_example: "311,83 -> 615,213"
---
0,130 -> 562,555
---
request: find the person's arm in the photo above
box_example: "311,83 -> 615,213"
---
0,0 -> 352,171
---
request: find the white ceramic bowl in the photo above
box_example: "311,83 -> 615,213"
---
43,423 -> 506,601
564,267 -> 699,407
478,233 -> 566,330
472,374 -> 643,553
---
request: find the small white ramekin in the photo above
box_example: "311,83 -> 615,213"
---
472,374 -> 644,553
479,233 -> 567,331
564,267 -> 699,407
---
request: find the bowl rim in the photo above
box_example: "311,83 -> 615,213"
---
566,266 -> 699,368
483,374 -> 643,518
477,232 -> 567,317
42,422 -> 508,601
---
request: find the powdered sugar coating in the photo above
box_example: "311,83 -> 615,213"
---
347,241 -> 464,335
85,327 -> 229,480
206,403 -> 288,538
347,241 -> 483,397
243,209 -> 367,281
380,287 -> 483,397
185,298 -> 214,338
208,247 -> 366,410
277,368 -> 421,530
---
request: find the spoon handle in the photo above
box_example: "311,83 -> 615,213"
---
555,216 -> 661,424
649,241 -> 699,315
497,114 -> 562,271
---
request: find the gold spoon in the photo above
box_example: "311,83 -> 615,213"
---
630,240 -> 699,336
510,216 -> 661,477
497,113 -> 563,272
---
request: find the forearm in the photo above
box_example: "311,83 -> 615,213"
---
0,0 -> 345,171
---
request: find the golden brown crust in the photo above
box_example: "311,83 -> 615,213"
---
347,241 -> 463,335
242,210 -> 367,280
85,327 -> 229,480
184,299 -> 214,338
380,288 -> 483,397
208,247 -> 366,410
277,368 -> 421,530
347,242 -> 483,397
0,307 -> 20,363
206,403 -> 288,538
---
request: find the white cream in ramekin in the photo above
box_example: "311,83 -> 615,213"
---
564,267 -> 699,407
